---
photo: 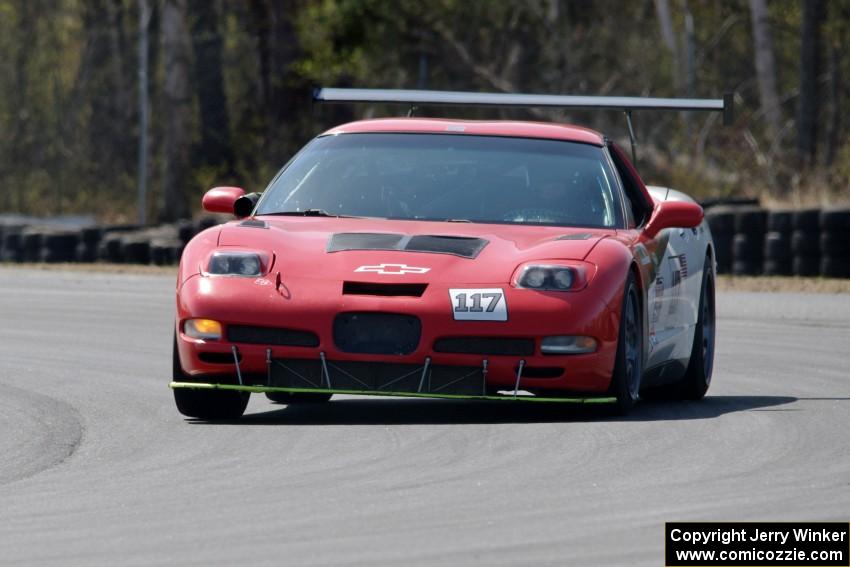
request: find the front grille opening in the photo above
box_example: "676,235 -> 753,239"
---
434,337 -> 535,356
333,312 -> 421,355
199,352 -> 240,364
227,325 -> 319,347
517,366 -> 564,379
343,281 -> 427,297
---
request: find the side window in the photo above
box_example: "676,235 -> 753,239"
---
607,145 -> 651,228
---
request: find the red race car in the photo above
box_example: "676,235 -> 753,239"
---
170,88 -> 730,419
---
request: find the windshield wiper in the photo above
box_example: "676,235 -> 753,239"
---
444,218 -> 471,223
267,209 -> 359,218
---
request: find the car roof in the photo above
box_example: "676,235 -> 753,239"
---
320,118 -> 606,146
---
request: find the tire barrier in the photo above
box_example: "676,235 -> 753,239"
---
731,207 -> 766,276
763,210 -> 793,276
41,232 -> 80,263
1,228 -> 24,262
791,208 -> 820,276
704,206 -> 735,273
2,208 -> 849,276
819,207 -> 850,278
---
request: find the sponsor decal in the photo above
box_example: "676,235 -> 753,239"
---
354,263 -> 431,275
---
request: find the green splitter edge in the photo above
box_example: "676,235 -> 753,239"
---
169,381 -> 615,404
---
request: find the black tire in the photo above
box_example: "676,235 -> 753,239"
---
792,208 -> 820,232
608,272 -> 643,414
820,207 -> 850,231
732,233 -> 761,270
122,239 -> 151,264
704,207 -> 735,234
22,231 -> 44,262
763,231 -> 790,261
712,233 -> 733,274
820,231 -> 850,256
791,230 -> 819,255
820,256 -> 850,278
172,334 -> 249,420
41,232 -> 79,263
763,258 -> 791,276
680,257 -> 715,399
767,210 -> 793,233
732,260 -> 759,276
733,207 -> 766,236
792,255 -> 820,276
265,391 -> 333,404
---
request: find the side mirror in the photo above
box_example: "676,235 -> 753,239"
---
643,201 -> 704,239
202,186 -> 245,215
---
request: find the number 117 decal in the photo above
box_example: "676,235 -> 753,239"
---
448,288 -> 508,321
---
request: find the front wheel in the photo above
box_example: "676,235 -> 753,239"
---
172,332 -> 249,420
608,272 -> 643,414
174,388 -> 250,420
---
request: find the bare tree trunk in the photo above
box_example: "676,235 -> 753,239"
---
159,0 -> 191,221
749,0 -> 782,136
797,0 -> 825,166
189,0 -> 233,171
825,45 -> 841,166
654,0 -> 680,90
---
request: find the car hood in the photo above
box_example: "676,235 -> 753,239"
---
217,217 -> 609,284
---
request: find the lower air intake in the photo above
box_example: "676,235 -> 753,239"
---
333,312 -> 421,355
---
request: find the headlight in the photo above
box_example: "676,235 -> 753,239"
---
207,251 -> 263,276
516,265 -> 575,291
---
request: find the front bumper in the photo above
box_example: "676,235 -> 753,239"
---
175,274 -> 621,395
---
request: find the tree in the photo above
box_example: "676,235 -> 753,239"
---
189,0 -> 232,171
797,0 -> 825,166
159,0 -> 191,221
749,0 -> 782,137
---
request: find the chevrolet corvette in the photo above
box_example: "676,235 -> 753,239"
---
170,88 -> 728,418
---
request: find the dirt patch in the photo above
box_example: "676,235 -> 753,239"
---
717,275 -> 850,294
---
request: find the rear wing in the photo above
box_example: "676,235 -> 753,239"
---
313,87 -> 733,163
313,87 -> 734,126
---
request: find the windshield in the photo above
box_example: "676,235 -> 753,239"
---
256,133 -> 623,228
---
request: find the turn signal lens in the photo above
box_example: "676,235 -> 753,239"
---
541,335 -> 597,354
184,319 -> 222,340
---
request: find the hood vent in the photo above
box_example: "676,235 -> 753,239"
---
343,281 -> 427,297
328,233 -> 488,259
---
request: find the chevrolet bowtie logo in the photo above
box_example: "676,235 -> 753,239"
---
354,263 -> 431,275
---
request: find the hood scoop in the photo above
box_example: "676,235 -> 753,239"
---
328,233 -> 488,259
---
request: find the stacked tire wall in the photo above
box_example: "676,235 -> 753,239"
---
705,205 -> 850,278
0,216 -> 221,266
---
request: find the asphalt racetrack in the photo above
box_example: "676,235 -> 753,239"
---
1,268 -> 848,566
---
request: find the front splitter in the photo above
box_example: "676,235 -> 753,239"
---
169,382 -> 615,404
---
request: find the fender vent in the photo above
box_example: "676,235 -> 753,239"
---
343,282 -> 427,297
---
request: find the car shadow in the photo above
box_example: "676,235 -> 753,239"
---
188,394 -> 799,425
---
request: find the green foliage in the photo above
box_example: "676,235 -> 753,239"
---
0,0 -> 848,220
